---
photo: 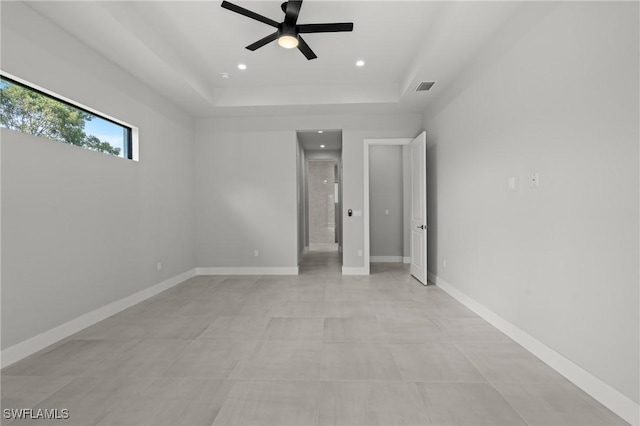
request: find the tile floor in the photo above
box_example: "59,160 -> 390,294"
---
1,249 -> 628,425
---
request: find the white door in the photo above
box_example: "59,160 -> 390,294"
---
410,132 -> 428,285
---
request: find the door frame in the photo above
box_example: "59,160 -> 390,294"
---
363,138 -> 412,275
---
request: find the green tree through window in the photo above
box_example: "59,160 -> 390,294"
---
0,76 -> 124,156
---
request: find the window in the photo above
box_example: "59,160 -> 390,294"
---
0,74 -> 134,159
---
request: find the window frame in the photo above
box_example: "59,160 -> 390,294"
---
0,72 -> 138,161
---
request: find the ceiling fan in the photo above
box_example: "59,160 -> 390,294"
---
220,0 -> 354,60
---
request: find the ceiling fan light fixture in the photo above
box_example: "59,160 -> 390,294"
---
278,35 -> 299,49
221,0 -> 354,60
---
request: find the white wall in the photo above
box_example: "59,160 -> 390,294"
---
424,0 -> 639,408
1,3 -> 196,349
196,114 -> 422,271
369,145 -> 404,258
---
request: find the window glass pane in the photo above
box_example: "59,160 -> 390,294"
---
83,116 -> 128,158
0,75 -> 131,158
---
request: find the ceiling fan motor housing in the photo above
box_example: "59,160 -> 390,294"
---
279,23 -> 298,40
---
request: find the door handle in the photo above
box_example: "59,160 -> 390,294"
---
417,225 -> 427,230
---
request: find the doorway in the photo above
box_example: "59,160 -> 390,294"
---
296,130 -> 343,274
363,133 -> 427,284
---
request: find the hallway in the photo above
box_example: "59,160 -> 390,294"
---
1,251 -> 626,425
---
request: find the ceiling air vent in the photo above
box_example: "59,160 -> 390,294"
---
415,81 -> 435,92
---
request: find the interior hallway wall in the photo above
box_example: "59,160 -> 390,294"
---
369,145 -> 404,259
308,161 -> 336,245
296,138 -> 307,260
424,1 -> 639,407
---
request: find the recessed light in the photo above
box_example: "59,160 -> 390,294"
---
237,64 -> 247,70
320,145 -> 325,148
356,60 -> 365,67
318,130 -> 324,134
220,72 -> 230,79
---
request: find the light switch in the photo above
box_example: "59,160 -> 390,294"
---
354,210 -> 362,217
385,209 -> 389,215
507,177 -> 516,190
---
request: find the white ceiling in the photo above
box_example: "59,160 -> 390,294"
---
298,130 -> 342,151
25,1 -> 524,117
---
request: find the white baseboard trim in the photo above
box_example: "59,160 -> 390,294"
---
370,256 -> 403,263
403,257 -> 411,264
342,266 -> 369,275
428,272 -> 640,426
1,268 -> 197,369
196,267 -> 298,276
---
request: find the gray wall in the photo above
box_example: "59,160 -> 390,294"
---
424,1 -> 639,404
194,130 -> 298,268
1,3 -> 196,349
308,161 -> 337,245
296,138 -> 307,259
369,146 -> 404,258
196,115 -> 422,271
402,146 -> 411,258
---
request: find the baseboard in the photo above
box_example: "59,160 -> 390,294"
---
342,266 -> 369,275
403,257 -> 411,264
196,267 -> 299,276
370,256 -> 403,263
0,268 -> 197,369
429,272 -> 640,426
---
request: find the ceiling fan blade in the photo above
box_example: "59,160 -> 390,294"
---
246,31 -> 279,51
297,35 -> 317,60
221,1 -> 279,28
297,23 -> 354,33
284,1 -> 302,27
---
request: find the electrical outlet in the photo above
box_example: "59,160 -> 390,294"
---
156,261 -> 162,271
531,173 -> 540,188
254,250 -> 259,257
